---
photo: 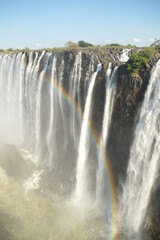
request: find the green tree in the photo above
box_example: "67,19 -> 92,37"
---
126,48 -> 155,74
109,43 -> 121,47
138,47 -> 155,59
7,48 -> 13,52
78,41 -> 93,47
126,52 -> 148,74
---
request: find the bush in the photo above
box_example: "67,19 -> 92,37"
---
126,53 -> 148,74
7,48 -> 13,52
78,41 -> 93,47
109,43 -> 121,47
126,48 -> 155,74
138,47 -> 155,59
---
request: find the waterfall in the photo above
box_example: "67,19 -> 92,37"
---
0,53 -> 25,145
35,52 -> 51,160
69,52 -> 82,147
0,50 -> 160,239
46,55 -> 57,168
95,64 -> 118,204
120,60 -> 160,236
19,53 -> 27,144
119,49 -> 131,62
74,63 -> 102,204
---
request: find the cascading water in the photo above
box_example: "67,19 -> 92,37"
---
35,52 -> 51,160
0,49 -> 159,240
95,64 -> 118,204
69,51 -> 82,148
74,62 -> 102,204
119,48 -> 131,62
46,55 -> 57,168
0,51 -> 115,240
120,60 -> 160,237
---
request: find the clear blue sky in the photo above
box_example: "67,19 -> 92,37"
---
0,0 -> 159,49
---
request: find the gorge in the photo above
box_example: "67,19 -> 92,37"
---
0,48 -> 159,240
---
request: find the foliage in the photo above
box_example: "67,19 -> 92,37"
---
109,43 -> 121,47
78,40 -> 93,47
104,43 -> 135,49
138,47 -> 155,59
126,53 -> 148,73
7,48 -> 13,52
126,48 -> 155,74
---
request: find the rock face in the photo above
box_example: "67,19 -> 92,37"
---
62,49 -> 160,239
107,63 -> 152,186
54,49 -> 160,192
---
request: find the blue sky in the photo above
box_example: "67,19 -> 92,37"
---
0,0 -> 159,49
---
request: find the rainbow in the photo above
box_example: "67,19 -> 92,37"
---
45,72 -> 118,240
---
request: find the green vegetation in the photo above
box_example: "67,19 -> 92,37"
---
78,40 -> 93,47
7,48 -> 13,52
126,48 -> 155,74
104,43 -> 136,49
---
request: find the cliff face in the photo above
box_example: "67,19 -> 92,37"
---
63,49 -> 160,239
54,49 -> 159,190
107,63 -> 152,186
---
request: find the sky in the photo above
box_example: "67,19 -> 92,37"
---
0,0 -> 160,49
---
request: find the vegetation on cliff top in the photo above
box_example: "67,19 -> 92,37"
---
0,40 -> 137,54
126,47 -> 156,75
0,39 -> 160,54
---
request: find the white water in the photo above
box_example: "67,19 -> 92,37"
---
19,53 -> 27,144
95,64 -> 118,203
74,63 -> 102,204
0,52 -> 116,233
119,49 -> 131,62
69,52 -> 82,147
24,170 -> 44,192
35,53 -> 51,161
0,50 -> 159,239
46,55 -> 57,168
120,60 -> 160,236
28,51 -> 44,152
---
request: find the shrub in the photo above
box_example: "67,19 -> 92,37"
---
126,53 -> 148,74
138,47 -> 155,59
78,41 -> 93,47
109,43 -> 121,47
126,48 -> 155,74
7,48 -> 13,52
